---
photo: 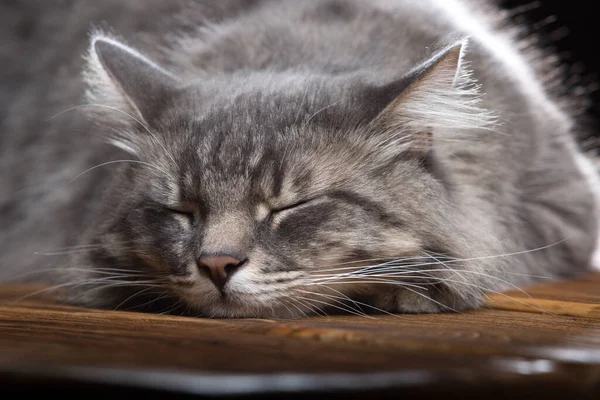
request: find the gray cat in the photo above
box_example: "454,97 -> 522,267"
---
1,0 -> 598,318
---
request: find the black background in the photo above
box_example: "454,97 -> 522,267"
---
499,1 -> 599,131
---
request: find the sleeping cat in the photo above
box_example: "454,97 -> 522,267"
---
0,0 -> 598,318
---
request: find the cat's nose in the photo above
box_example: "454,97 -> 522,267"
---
197,254 -> 245,291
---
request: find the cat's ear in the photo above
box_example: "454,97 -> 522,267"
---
368,39 -> 494,158
84,34 -> 179,125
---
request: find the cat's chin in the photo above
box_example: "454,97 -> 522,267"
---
189,300 -> 306,319
181,289 -> 484,319
174,290 -> 299,319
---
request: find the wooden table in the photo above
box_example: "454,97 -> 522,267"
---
1,274 -> 599,398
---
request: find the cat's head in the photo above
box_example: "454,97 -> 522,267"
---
69,34 -> 496,317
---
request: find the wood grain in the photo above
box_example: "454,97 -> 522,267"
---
1,274 -> 600,396
486,273 -> 600,318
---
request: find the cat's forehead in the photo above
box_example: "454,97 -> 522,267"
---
160,77 -> 380,206
169,73 -> 363,134
202,83 -> 335,128
174,128 -> 317,208
170,125 -> 361,212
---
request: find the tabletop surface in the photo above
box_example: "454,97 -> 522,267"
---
1,273 -> 599,398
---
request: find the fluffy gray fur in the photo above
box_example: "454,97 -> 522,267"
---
0,0 -> 598,318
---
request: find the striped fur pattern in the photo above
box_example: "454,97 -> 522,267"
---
0,0 -> 597,317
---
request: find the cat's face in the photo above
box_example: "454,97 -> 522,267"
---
68,36 -> 491,317
79,86 -> 476,317
108,96 -> 459,317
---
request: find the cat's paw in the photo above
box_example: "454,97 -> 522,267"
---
393,286 -> 484,314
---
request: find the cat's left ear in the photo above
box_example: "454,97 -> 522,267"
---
367,39 -> 493,158
84,34 -> 180,125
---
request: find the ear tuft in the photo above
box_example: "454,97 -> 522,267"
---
370,38 -> 498,156
82,32 -> 180,154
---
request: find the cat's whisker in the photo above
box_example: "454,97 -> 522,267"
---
412,251 -> 553,300
295,289 -> 372,318
35,249 -> 102,256
345,269 -> 535,283
400,285 -> 462,313
316,239 -> 567,277
68,159 -> 170,184
158,298 -> 186,315
34,246 -> 137,256
124,290 -> 178,311
37,244 -> 104,251
327,253 -> 456,266
318,256 -> 460,273
319,284 -> 409,319
1,266 -> 141,282
305,286 -> 408,319
424,277 -> 553,315
296,295 -> 330,318
301,100 -> 341,127
309,277 -> 431,291
306,302 -> 330,318
294,86 -> 310,124
78,271 -> 170,282
30,239 -> 138,259
438,239 -> 568,265
312,266 -> 551,303
364,263 -> 554,280
284,295 -> 323,318
423,251 -> 469,285
309,270 -> 437,287
272,297 -> 296,319
9,278 -> 167,305
358,263 -> 553,280
316,255 -> 451,271
306,284 -> 365,311
86,266 -> 160,274
418,262 -> 542,306
295,295 -> 369,318
279,294 -> 311,318
310,264 -> 550,315
71,279 -> 168,291
304,279 -> 460,314
49,103 -> 178,168
310,274 -> 439,283
315,261 -> 422,275
114,286 -> 165,310
322,252 -> 561,279
68,282 -> 167,305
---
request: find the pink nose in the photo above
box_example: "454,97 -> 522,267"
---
197,255 -> 245,290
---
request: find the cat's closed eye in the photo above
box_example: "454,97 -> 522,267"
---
164,203 -> 198,222
268,198 -> 322,228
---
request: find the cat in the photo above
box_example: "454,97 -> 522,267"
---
1,0 -> 599,318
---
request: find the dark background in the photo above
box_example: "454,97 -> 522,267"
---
500,1 -> 599,144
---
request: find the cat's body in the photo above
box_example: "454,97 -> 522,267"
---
1,0 -> 598,317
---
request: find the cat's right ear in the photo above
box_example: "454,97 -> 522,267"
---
83,34 -> 180,152
362,40 -> 495,159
